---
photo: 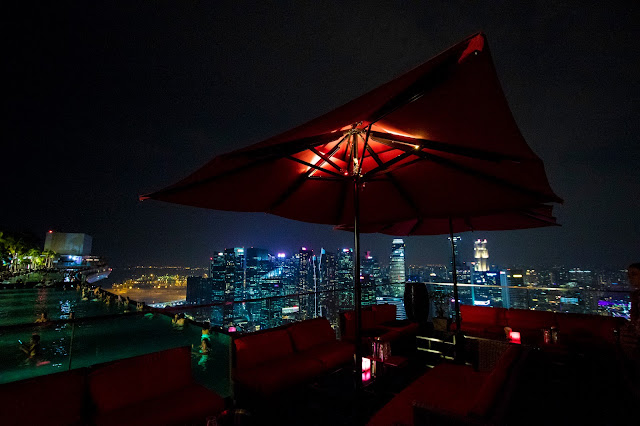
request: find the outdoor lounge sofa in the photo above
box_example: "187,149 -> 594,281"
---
0,346 -> 226,426
367,343 -> 528,426
340,303 -> 419,347
88,346 -> 225,426
233,317 -> 354,397
450,305 -> 624,346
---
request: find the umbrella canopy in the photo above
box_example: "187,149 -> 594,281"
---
336,204 -> 559,235
142,32 -> 561,223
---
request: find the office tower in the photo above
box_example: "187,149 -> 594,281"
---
245,247 -> 270,299
361,251 -> 380,307
505,269 -> 526,309
336,248 -> 353,290
224,247 -> 245,300
318,249 -> 337,292
470,269 -> 505,308
474,239 -> 489,272
294,247 -> 314,293
186,276 -> 211,305
209,253 -> 226,302
388,239 -> 406,299
389,239 -> 406,285
316,249 -> 339,328
336,248 -> 354,309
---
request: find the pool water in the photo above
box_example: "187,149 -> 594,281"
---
0,312 -> 231,397
0,288 -> 127,327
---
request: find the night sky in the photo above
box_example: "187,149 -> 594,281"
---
4,1 -> 639,268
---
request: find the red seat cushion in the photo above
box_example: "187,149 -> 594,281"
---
342,309 -> 376,338
288,317 -> 336,351
367,364 -> 487,426
234,354 -> 324,395
0,368 -> 87,426
506,309 -> 556,330
94,383 -> 225,426
89,347 -> 192,414
379,320 -> 419,339
460,305 -> 505,326
234,329 -> 293,369
301,341 -> 354,370
468,345 -> 521,418
555,313 -> 621,345
372,304 -> 396,324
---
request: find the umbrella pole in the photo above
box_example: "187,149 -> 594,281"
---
353,176 -> 362,391
449,217 -> 461,332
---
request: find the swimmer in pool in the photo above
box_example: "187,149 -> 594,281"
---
35,312 -> 49,323
20,334 -> 41,359
172,313 -> 186,327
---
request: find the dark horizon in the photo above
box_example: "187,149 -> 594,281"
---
4,2 -> 639,269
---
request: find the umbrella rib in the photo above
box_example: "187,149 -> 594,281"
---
370,131 -> 525,162
269,137 -> 350,211
362,151 -> 416,178
385,172 -> 421,215
285,156 -> 344,178
371,138 -> 559,202
408,218 -> 423,235
143,132 -> 346,200
236,131 -> 346,159
308,147 -> 343,173
367,56 -> 456,126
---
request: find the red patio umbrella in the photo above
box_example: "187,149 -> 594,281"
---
142,32 -> 561,376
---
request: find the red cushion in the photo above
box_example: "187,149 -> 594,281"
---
556,313 -> 621,344
0,368 -> 86,426
288,318 -> 336,351
234,329 -> 293,369
342,309 -> 376,338
367,364 -> 486,426
506,309 -> 556,330
379,320 -> 419,338
89,347 -> 192,414
468,345 -> 521,418
235,354 -> 324,395
302,341 -> 354,370
460,305 -> 504,326
372,304 -> 396,324
94,383 -> 225,426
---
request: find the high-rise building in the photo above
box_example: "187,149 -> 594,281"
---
294,247 -> 314,293
389,239 -> 406,286
186,276 -> 211,305
336,248 -> 353,290
245,247 -> 270,299
470,269 -> 506,307
209,253 -> 226,302
474,239 -> 489,272
224,247 -> 245,300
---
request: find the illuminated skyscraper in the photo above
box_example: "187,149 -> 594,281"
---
389,239 -> 406,285
474,239 -> 489,272
295,247 -> 314,293
224,247 -> 245,300
209,252 -> 226,302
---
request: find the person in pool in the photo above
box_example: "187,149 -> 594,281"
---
35,312 -> 49,323
20,334 -> 41,359
172,313 -> 186,327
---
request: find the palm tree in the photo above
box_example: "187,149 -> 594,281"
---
42,250 -> 57,269
26,248 -> 43,270
4,236 -> 26,273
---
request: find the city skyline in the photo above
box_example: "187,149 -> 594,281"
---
3,2 -> 638,269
